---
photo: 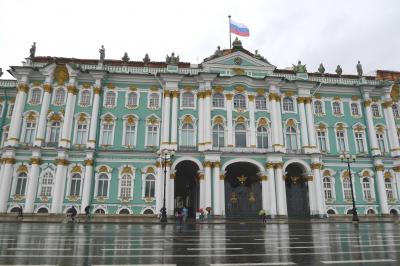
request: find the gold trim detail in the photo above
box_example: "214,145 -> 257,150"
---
363,100 -> 371,107
18,84 -> 29,93
392,166 -> 400,172
122,166 -> 133,174
212,161 -> 221,168
30,158 -> 42,165
3,157 -> 16,164
42,84 -> 53,93
259,175 -> 268,181
55,159 -> 69,166
219,174 -> 225,180
67,85 -> 78,95
375,165 -> 385,171
54,65 -> 69,85
84,159 -> 94,166
248,95 -> 255,101
214,86 -> 224,93
306,175 -> 314,181
93,87 -> 102,94
311,163 -> 322,170
382,101 -> 393,109
225,94 -> 233,100
203,161 -> 212,168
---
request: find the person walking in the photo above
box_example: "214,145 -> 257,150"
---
182,206 -> 188,223
70,206 -> 77,223
262,213 -> 267,225
84,205 -> 91,217
17,205 -> 23,220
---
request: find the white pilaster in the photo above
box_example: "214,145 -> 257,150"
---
307,177 -> 317,216
81,155 -> 94,213
311,159 -> 326,217
170,91 -> 179,149
259,171 -> 269,214
248,95 -> 256,147
269,94 -> 279,148
226,94 -> 233,147
219,171 -> 226,216
204,90 -> 212,150
297,98 -> 309,149
161,91 -> 171,147
199,170 -> 206,209
305,98 -> 317,149
59,85 -> 77,148
167,166 -> 174,215
155,161 -> 163,214
276,97 -> 284,147
0,158 -> 15,212
198,92 -> 205,151
204,161 -> 212,209
394,167 -> 400,203
375,161 -> 389,215
363,97 -> 381,156
382,94 -> 400,157
24,157 -> 41,213
212,162 -> 221,215
34,85 -> 52,147
267,163 -> 277,217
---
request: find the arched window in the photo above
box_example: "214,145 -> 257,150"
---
366,209 -> 376,215
182,92 -> 195,107
120,174 -> 132,199
119,209 -> 130,214
76,121 -> 88,145
30,88 -> 41,104
343,177 -> 352,201
255,96 -> 267,110
80,90 -> 91,106
127,92 -> 138,107
385,178 -> 395,200
233,94 -> 246,109
144,174 -> 156,198
54,88 -> 66,105
393,104 -> 400,118
332,102 -> 342,115
371,104 -> 380,117
181,123 -> 195,147
149,93 -> 159,108
235,124 -> 247,147
24,120 -> 36,144
143,209 -> 154,214
351,103 -> 359,116
95,208 -> 105,214
97,173 -> 109,197
362,177 -> 372,201
105,91 -> 116,107
40,172 -> 53,197
49,121 -> 61,145
323,177 -> 333,200
69,173 -> 81,197
15,172 -> 27,196
212,124 -> 225,148
283,97 -> 294,112
285,126 -> 297,150
212,93 -> 224,108
327,209 -> 336,215
37,207 -> 48,213
257,126 -> 268,148
314,100 -> 323,114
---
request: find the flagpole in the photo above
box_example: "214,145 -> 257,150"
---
228,15 -> 232,49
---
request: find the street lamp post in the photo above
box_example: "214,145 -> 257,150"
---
340,153 -> 359,223
157,149 -> 175,223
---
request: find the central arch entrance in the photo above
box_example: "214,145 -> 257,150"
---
225,162 -> 262,218
174,160 -> 199,218
285,163 -> 310,218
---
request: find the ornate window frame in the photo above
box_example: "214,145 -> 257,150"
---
37,164 -> 55,201
99,113 -> 116,147
255,95 -> 267,111
384,171 -> 397,202
122,114 -> 138,148
141,166 -> 157,200
313,99 -> 325,116
118,165 -> 136,202
46,112 -> 63,146
352,123 -> 367,154
52,86 -> 66,106
256,117 -> 271,149
145,115 -> 160,147
331,100 -> 343,117
284,119 -> 300,151
94,165 -> 112,200
11,163 -> 29,199
148,91 -> 161,110
212,115 -> 226,148
371,103 -> 382,118
66,164 -> 84,201
103,89 -> 117,108
1,124 -> 9,148
315,123 -> 330,153
180,91 -> 197,110
79,88 -> 92,107
350,101 -> 362,118
20,111 -> 39,145
334,123 -> 349,153
212,92 -> 225,109
233,116 -> 248,148
282,96 -> 296,113
233,93 -> 247,111
341,170 -> 356,202
359,170 -> 376,202
72,113 -> 90,146
125,90 -> 140,109
179,115 -> 197,148
375,124 -> 389,154
28,87 -> 43,105
322,169 -> 336,202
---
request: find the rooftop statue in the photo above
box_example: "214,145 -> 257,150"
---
143,53 -> 151,64
293,60 -> 307,73
318,63 -> 325,74
99,45 -> 105,63
356,60 -> 363,77
336,65 -> 343,77
29,42 -> 36,58
122,52 -> 130,63
166,52 -> 179,65
232,37 -> 243,49
214,46 -> 223,57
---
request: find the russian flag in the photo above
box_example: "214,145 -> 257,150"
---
230,20 -> 250,37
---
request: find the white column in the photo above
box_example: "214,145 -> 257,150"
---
155,161 -> 163,214
297,98 -> 309,148
24,158 -> 41,213
0,159 -> 15,212
199,171 -> 206,209
81,158 -> 94,213
161,91 -> 171,146
276,97 -> 284,146
170,91 -> 179,149
87,87 -> 102,149
204,161 -> 212,209
260,173 -> 269,214
312,162 -> 326,216
167,165 -> 174,216
219,171 -> 226,216
51,159 -> 68,213
226,94 -> 233,147
212,162 -> 221,215
307,176 -> 317,216
7,83 -> 29,146
394,167 -> 400,202
269,94 -> 279,147
248,95 -> 256,147
382,99 -> 400,156
363,99 -> 380,156
267,163 -> 277,217
375,164 -> 389,215
204,90 -> 212,150
34,85 -> 52,147
60,86 -> 77,148
198,92 -> 204,150
305,98 -> 317,148
275,163 -> 287,216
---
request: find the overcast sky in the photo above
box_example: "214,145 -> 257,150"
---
0,0 -> 399,79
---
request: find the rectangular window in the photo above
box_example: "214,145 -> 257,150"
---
376,133 -> 386,153
355,132 -> 365,153
317,131 -> 327,152
76,124 -> 88,145
24,122 -> 36,144
343,180 -> 352,201
102,124 -> 113,145
125,124 -> 136,147
15,177 -> 27,196
147,125 -> 158,146
97,180 -> 108,197
336,131 -> 346,152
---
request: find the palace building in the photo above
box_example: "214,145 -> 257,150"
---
0,38 -> 400,218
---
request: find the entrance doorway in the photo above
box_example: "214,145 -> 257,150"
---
225,162 -> 262,218
174,160 -> 199,218
285,163 -> 310,218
